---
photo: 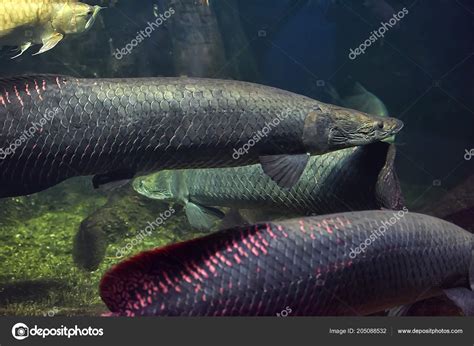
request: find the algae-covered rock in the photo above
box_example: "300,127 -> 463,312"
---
73,184 -> 187,271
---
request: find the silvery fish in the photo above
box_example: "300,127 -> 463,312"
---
133,142 -> 404,230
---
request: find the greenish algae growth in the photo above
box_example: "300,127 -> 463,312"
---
0,177 -> 204,316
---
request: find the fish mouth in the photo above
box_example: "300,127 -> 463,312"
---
388,118 -> 404,135
329,117 -> 404,147
85,6 -> 104,31
133,173 -> 174,201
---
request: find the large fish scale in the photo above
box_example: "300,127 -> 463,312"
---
100,211 -> 473,316
0,75 -> 313,197
0,0 -> 51,32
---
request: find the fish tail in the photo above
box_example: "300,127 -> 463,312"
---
99,225 -> 258,315
376,143 -> 405,210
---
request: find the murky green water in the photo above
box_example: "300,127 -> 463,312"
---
0,0 -> 472,316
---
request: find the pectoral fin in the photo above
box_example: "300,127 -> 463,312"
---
443,251 -> 474,316
443,288 -> 474,316
185,202 -> 225,231
260,154 -> 309,188
33,32 -> 64,56
11,42 -> 32,59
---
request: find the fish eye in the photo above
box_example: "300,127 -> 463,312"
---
375,121 -> 384,129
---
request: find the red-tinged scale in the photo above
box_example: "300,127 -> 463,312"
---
99,212 -> 473,316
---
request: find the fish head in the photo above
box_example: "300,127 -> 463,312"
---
303,104 -> 403,154
52,3 -> 104,35
133,172 -> 176,202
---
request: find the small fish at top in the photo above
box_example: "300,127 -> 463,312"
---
0,0 -> 104,58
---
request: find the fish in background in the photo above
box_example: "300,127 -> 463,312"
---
342,82 -> 389,117
133,142 -> 404,231
327,81 -> 389,117
0,0 -> 104,58
0,75 -> 403,198
100,211 -> 474,316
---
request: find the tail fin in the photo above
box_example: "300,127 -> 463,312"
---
99,237 -> 204,314
100,224 -> 263,315
376,144 -> 405,210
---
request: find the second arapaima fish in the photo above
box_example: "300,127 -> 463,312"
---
100,211 -> 474,316
0,75 -> 402,198
134,142 -> 404,230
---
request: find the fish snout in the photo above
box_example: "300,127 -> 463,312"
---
378,117 -> 404,136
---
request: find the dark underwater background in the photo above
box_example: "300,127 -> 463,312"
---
0,0 -> 472,315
